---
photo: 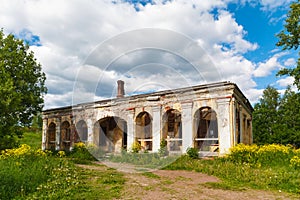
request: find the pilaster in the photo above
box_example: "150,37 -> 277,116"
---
216,98 -> 232,155
181,102 -> 193,153
127,109 -> 135,152
42,117 -> 48,150
87,118 -> 94,144
152,105 -> 161,152
55,117 -> 61,151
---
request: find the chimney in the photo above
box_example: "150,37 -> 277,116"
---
117,80 -> 125,98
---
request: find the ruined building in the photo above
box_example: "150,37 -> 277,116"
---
42,81 -> 253,156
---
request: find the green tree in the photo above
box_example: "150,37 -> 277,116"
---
30,112 -> 43,132
276,0 -> 300,89
253,86 -> 300,147
252,86 -> 280,144
277,86 -> 300,147
0,29 -> 47,149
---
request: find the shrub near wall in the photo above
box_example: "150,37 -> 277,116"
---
227,144 -> 299,168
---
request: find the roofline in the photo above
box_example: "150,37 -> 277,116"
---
43,81 -> 252,112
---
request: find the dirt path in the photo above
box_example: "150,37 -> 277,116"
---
78,162 -> 299,200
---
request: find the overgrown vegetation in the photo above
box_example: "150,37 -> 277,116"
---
165,144 -> 300,194
131,140 -> 142,153
0,144 -> 124,200
186,147 -> 199,159
0,144 -> 79,199
2,133 -> 300,199
0,30 -> 47,150
253,86 -> 300,147
158,139 -> 168,156
109,150 -> 179,169
18,131 -> 42,149
276,0 -> 300,89
67,142 -> 98,164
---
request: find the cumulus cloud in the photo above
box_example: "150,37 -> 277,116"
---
253,52 -> 286,77
241,0 -> 293,11
259,0 -> 293,11
0,0 -> 292,108
284,58 -> 296,66
276,76 -> 295,87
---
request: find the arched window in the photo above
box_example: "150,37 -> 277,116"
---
162,109 -> 182,152
94,117 -> 127,153
76,120 -> 88,142
135,112 -> 152,151
61,121 -> 71,150
194,107 -> 218,153
47,122 -> 56,150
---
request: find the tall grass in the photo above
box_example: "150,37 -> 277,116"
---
18,131 -> 42,149
109,150 -> 180,169
0,144 -> 81,199
164,144 -> 300,194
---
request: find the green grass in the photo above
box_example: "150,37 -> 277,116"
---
18,131 -> 42,149
109,151 -> 180,169
71,166 -> 125,200
0,152 -> 79,199
141,172 -> 160,179
164,155 -> 300,195
0,147 -> 125,199
9,134 -> 300,198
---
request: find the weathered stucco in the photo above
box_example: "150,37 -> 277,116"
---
42,81 -> 253,156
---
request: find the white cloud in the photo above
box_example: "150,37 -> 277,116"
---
246,88 -> 265,104
284,58 -> 296,66
253,52 -> 285,77
241,0 -> 293,11
276,76 -> 294,87
0,0 -> 279,108
259,0 -> 293,11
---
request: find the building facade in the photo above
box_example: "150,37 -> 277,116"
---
42,81 -> 253,156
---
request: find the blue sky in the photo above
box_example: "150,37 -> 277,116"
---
0,0 -> 297,109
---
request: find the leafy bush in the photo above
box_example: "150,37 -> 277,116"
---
186,147 -> 199,159
290,156 -> 300,169
131,141 -> 141,153
227,143 -> 296,167
158,139 -> 168,157
68,142 -> 97,164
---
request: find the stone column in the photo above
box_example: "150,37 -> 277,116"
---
231,98 -> 236,146
216,98 -> 232,155
127,109 -> 135,152
55,117 -> 61,151
152,105 -> 161,152
87,118 -> 94,144
70,116 -> 75,151
42,117 -> 48,150
181,102 -> 193,153
239,109 -> 243,144
249,118 -> 253,144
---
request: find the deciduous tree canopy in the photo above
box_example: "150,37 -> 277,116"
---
253,86 -> 300,147
0,29 -> 47,149
276,0 -> 300,89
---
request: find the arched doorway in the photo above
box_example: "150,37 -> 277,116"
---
76,120 -> 88,143
61,121 -> 71,150
194,107 -> 219,152
94,117 -> 127,153
162,109 -> 182,152
135,111 -> 152,151
47,122 -> 56,150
